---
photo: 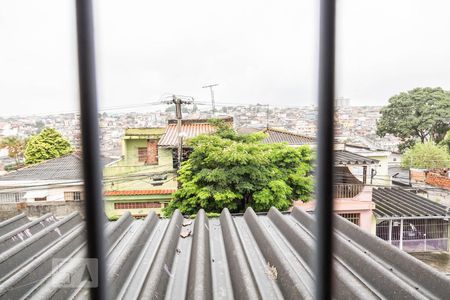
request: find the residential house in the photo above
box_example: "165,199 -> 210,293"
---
104,117 -> 233,218
374,187 -> 450,252
103,127 -> 177,218
0,153 -> 113,220
343,143 -> 392,186
257,127 -> 379,233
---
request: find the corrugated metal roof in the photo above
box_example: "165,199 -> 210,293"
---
262,128 -> 316,145
373,187 -> 450,219
158,123 -> 216,147
334,150 -> 379,165
104,189 -> 176,196
1,207 -> 449,299
0,154 -> 114,181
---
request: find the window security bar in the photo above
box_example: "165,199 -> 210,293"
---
75,0 -> 336,299
315,0 -> 336,299
75,0 -> 107,299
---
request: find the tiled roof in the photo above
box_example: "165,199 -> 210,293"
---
334,150 -> 379,165
373,187 -> 450,219
262,128 -> 316,145
158,123 -> 217,147
258,129 -> 377,165
104,189 -> 176,196
0,154 -> 114,181
1,207 -> 449,298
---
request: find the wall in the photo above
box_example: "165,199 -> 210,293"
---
369,155 -> 390,186
104,148 -> 174,177
24,185 -> 84,202
426,172 -> 450,190
411,168 -> 427,183
295,186 -> 375,234
0,200 -> 85,221
104,194 -> 172,217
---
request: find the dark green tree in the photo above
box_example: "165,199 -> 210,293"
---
163,120 -> 314,216
377,87 -> 450,151
24,128 -> 73,165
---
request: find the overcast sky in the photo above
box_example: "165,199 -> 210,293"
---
1,0 -> 449,116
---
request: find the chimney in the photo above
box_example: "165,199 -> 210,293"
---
146,139 -> 158,165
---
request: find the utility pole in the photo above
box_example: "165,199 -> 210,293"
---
202,83 -> 218,116
162,95 -> 193,169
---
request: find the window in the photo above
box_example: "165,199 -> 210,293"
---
35,197 -> 47,201
64,191 -> 83,201
0,192 -> 25,203
338,213 -> 360,226
114,202 -> 161,209
138,147 -> 147,162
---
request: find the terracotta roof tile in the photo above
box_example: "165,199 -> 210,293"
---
158,123 -> 216,147
104,189 -> 176,196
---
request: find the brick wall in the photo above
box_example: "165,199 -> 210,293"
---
147,139 -> 158,165
411,169 -> 427,183
426,172 -> 450,190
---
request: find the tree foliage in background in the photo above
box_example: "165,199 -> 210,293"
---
377,87 -> 450,152
440,130 -> 450,154
163,120 -> 314,216
24,128 -> 73,165
401,142 -> 450,169
0,136 -> 27,165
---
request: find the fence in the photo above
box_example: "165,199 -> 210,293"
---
376,219 -> 449,252
334,184 -> 364,199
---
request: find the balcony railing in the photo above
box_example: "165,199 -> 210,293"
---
334,184 -> 364,199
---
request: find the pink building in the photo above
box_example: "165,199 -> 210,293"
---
295,186 -> 376,233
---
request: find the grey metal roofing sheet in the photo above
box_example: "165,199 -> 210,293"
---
334,150 -> 379,165
1,207 -> 450,299
261,128 -> 316,145
0,154 -> 114,181
373,187 -> 450,219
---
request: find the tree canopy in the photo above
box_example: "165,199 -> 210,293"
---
0,136 -> 26,165
163,121 -> 314,216
377,87 -> 450,151
24,128 -> 73,165
440,130 -> 450,154
401,142 -> 450,169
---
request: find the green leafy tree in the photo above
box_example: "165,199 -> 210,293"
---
24,128 -> 73,165
377,87 -> 450,151
401,142 -> 450,169
0,136 -> 27,165
440,130 -> 450,153
163,121 -> 314,216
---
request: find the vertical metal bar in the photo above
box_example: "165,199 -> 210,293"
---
388,220 -> 393,244
399,219 -> 404,250
315,0 -> 336,299
75,0 -> 107,299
